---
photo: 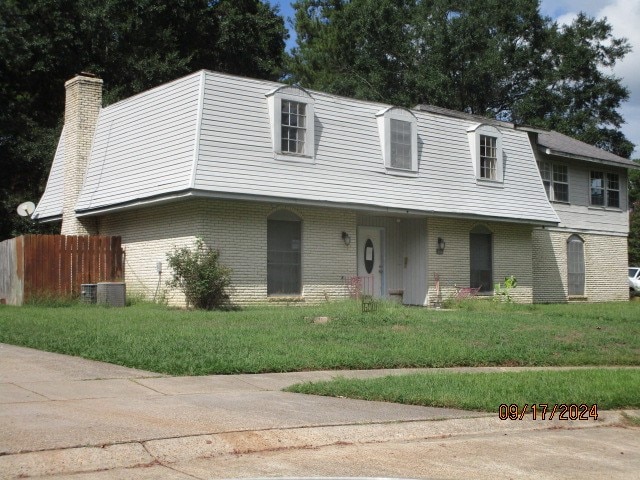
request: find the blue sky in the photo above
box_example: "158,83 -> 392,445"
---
269,0 -> 639,158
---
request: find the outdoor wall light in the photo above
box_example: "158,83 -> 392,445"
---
342,231 -> 351,246
436,237 -> 446,255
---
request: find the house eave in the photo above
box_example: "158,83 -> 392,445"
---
540,147 -> 640,170
31,213 -> 62,223
74,189 -> 559,227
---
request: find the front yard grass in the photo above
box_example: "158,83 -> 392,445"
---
0,300 -> 638,375
285,368 -> 640,412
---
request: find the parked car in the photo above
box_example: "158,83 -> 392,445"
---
630,267 -> 640,296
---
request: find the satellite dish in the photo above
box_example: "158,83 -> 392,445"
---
17,201 -> 36,217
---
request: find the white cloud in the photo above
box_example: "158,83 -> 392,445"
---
541,0 -> 640,157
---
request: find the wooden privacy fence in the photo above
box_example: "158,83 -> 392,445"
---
0,235 -> 124,305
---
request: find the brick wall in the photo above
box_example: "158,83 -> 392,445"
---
426,218 -> 534,304
61,75 -> 102,236
99,199 -> 357,306
532,229 -> 628,303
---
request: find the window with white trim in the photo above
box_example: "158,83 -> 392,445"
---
479,135 -> 497,179
266,86 -> 315,162
281,100 -> 306,154
538,161 -> 568,202
467,124 -> 503,183
376,107 -> 418,173
590,171 -> 619,208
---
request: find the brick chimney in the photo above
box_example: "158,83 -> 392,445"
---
61,73 -> 103,235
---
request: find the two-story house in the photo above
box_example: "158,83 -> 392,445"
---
32,71 -> 637,305
531,130 -> 634,302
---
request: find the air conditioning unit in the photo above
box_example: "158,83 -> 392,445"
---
97,282 -> 126,307
80,284 -> 97,304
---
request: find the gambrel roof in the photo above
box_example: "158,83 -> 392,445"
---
35,70 -> 575,225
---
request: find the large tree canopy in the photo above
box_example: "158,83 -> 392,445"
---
0,0 -> 288,241
289,0 -> 633,157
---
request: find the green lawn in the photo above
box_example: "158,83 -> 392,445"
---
0,300 -> 638,375
285,369 -> 640,413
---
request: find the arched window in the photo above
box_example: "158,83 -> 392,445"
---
267,210 -> 302,295
470,225 -> 493,292
375,107 -> 419,172
567,235 -> 585,296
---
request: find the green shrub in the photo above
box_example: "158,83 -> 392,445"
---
166,238 -> 232,310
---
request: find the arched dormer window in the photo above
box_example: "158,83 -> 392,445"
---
467,124 -> 503,183
376,107 -> 418,173
266,86 -> 315,162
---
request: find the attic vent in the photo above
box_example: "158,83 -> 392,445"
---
97,282 -> 126,307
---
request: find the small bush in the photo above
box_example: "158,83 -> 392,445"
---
166,238 -> 232,310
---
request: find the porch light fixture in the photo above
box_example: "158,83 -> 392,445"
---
342,231 -> 351,246
436,237 -> 445,255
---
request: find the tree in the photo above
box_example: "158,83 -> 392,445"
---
0,0 -> 288,241
289,0 -> 633,157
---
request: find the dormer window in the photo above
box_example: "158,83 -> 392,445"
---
480,135 -> 497,179
281,100 -> 306,154
377,107 -> 418,173
468,124 -> 503,183
266,86 -> 315,162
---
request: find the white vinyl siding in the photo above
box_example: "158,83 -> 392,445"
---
67,71 -> 558,225
76,72 -> 201,211
533,155 -> 628,234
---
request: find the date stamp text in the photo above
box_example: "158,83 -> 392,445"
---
498,403 -> 598,421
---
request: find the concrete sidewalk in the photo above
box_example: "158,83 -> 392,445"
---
1,343 -> 639,479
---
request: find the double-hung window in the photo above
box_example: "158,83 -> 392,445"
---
479,135 -> 497,180
467,124 -> 503,183
538,162 -> 568,202
281,100 -> 306,154
590,171 -> 620,208
266,86 -> 315,162
376,107 -> 418,173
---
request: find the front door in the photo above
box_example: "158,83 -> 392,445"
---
357,226 -> 384,297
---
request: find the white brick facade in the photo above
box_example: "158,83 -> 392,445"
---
426,218 -> 534,304
99,199 -> 357,306
532,229 -> 628,303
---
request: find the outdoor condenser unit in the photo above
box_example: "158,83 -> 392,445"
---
96,282 -> 126,307
80,284 -> 97,304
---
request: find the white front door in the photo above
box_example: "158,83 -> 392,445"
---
357,226 -> 385,297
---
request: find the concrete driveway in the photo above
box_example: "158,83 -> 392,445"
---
1,343 -> 638,479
